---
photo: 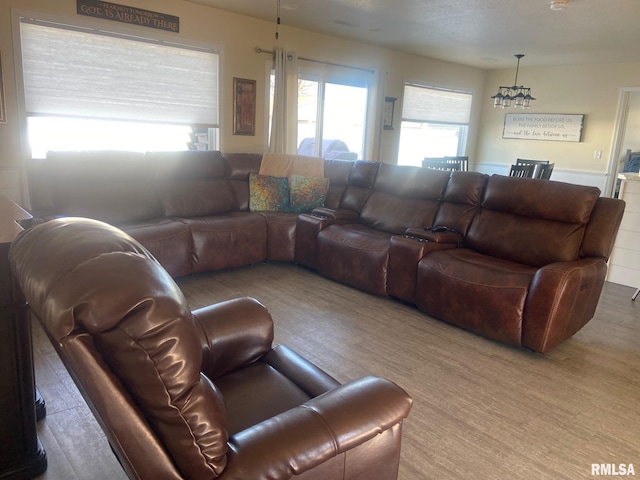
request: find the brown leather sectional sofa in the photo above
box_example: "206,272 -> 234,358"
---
27,150 -> 625,353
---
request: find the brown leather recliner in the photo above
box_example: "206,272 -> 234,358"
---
9,218 -> 412,480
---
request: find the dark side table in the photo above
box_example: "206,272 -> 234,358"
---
0,195 -> 47,479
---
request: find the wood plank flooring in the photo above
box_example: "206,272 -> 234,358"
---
31,263 -> 640,480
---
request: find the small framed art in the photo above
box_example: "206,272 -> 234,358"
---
383,96 -> 396,130
233,77 -> 256,135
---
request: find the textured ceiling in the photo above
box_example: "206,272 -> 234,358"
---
186,0 -> 640,69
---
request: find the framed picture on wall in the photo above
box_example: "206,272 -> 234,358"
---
0,49 -> 6,123
383,96 -> 396,130
233,77 -> 256,135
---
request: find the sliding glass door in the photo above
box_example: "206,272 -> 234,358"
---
297,73 -> 369,160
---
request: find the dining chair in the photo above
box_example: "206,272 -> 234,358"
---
509,164 -> 535,178
536,162 -> 555,180
423,161 -> 460,171
423,157 -> 464,171
516,159 -> 549,178
445,156 -> 469,171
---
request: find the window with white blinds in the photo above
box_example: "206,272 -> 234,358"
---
401,84 -> 472,125
398,83 -> 473,167
20,18 -> 219,125
18,16 -> 220,156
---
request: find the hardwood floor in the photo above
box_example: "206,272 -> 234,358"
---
32,263 -> 640,480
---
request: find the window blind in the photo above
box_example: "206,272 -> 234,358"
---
20,19 -> 219,126
402,84 -> 472,124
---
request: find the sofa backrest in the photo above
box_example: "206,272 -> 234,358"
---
150,150 -> 236,218
323,159 -> 355,209
360,163 -> 451,234
338,160 -> 380,213
37,151 -> 162,224
465,175 -> 602,267
433,171 -> 488,235
9,218 -> 229,479
222,153 -> 263,211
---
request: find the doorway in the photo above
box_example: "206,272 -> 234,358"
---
606,87 -> 640,197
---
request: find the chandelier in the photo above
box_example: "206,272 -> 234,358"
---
491,54 -> 536,109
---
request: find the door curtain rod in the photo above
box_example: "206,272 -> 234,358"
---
255,47 -> 375,74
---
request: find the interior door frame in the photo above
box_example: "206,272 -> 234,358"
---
606,86 -> 640,197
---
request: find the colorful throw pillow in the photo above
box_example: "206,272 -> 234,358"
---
249,173 -> 290,212
289,175 -> 329,213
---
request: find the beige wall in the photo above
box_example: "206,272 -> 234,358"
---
477,62 -> 640,190
1,0 -> 640,204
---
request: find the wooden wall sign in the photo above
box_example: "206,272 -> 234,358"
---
503,113 -> 584,142
77,0 -> 179,33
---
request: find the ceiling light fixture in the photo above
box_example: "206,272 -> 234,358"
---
550,0 -> 568,10
490,54 -> 536,109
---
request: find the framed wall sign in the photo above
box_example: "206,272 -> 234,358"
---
383,96 -> 396,130
503,113 -> 584,142
233,78 -> 256,136
77,0 -> 180,33
0,49 -> 6,123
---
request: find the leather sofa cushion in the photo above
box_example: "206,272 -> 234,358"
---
466,209 -> 587,267
323,159 -> 354,209
121,218 -> 192,278
372,163 -> 449,199
348,160 -> 379,188
482,174 -> 600,223
151,151 -> 236,217
224,153 -> 264,211
359,164 -> 449,234
433,171 -> 488,235
360,191 -> 441,234
416,248 -> 537,345
45,151 -> 162,223
259,212 -> 298,262
9,217 -> 151,326
50,252 -> 229,478
465,175 -> 602,267
185,212 -> 267,272
150,150 -> 226,180
339,161 -> 380,213
53,180 -> 161,224
156,178 -> 235,217
216,362 -> 313,435
317,224 -> 391,296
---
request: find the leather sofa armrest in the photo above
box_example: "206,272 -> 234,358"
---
311,207 -> 359,222
192,297 -> 275,378
523,257 -> 606,353
224,376 -> 412,478
261,345 -> 341,398
405,227 -> 463,246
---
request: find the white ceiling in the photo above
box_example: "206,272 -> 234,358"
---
186,0 -> 640,69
